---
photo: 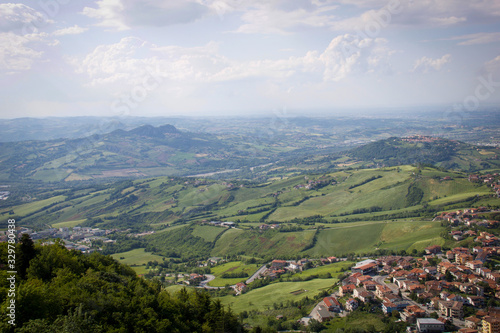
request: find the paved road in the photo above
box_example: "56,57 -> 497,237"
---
198,274 -> 226,289
373,275 -> 399,293
246,265 -> 267,284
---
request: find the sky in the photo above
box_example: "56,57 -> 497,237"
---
0,0 -> 500,118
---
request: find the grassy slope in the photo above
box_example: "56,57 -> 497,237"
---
290,261 -> 355,279
4,165 -> 495,237
304,220 -> 443,256
111,248 -> 165,266
208,261 -> 261,287
218,278 -> 336,313
211,228 -> 317,257
191,225 -> 226,242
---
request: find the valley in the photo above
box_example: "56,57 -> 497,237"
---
2,116 -> 500,332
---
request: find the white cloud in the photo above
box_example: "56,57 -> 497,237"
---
233,2 -> 338,34
73,33 -> 394,89
53,25 -> 88,36
82,0 -> 208,31
0,32 -> 47,72
482,55 -> 500,76
330,0 -> 499,32
412,54 -> 452,73
82,0 -> 128,31
448,32 -> 500,46
319,34 -> 392,81
0,3 -> 53,33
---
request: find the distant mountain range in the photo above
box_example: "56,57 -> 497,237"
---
1,122 -> 499,183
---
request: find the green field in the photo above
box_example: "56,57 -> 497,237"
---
291,261 -> 355,279
111,248 -> 165,266
7,162 -> 497,235
51,219 -> 86,228
305,220 -> 444,256
191,225 -> 226,242
211,228 -> 317,257
218,278 -> 336,313
208,261 -> 261,287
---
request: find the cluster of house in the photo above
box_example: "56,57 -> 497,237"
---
265,257 -> 339,280
401,136 -> 441,143
293,177 -> 335,190
468,173 -> 500,197
258,224 -> 281,230
204,221 -> 236,228
302,243 -> 500,333
0,226 -> 116,253
0,191 -> 9,200
435,207 -> 499,229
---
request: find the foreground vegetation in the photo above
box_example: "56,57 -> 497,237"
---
0,238 -> 243,333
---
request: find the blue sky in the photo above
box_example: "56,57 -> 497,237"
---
0,0 -> 499,118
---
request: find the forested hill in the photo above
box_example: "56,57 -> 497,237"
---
348,136 -> 499,171
0,124 -> 271,182
0,236 -> 243,333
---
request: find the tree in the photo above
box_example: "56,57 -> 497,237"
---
18,234 -> 36,279
307,319 -> 324,332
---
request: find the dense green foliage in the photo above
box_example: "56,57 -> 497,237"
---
0,240 -> 243,333
146,226 -> 214,259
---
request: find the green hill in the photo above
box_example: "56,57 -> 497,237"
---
2,164 -> 495,232
348,136 -> 500,171
0,240 -> 242,332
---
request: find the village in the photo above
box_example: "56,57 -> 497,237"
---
199,206 -> 500,333
0,225 -> 118,253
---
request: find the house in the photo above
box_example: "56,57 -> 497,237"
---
271,260 -> 287,269
353,288 -> 374,303
345,298 -> 358,312
375,284 -> 393,299
467,296 -> 485,308
439,300 -> 464,319
339,284 -> 356,296
235,282 -> 246,294
401,305 -> 426,323
351,262 -> 377,275
482,316 -> 500,333
311,305 -> 334,323
425,245 -> 442,255
323,297 -> 342,313
362,280 -> 379,291
466,260 -> 483,270
382,300 -> 398,314
356,275 -> 372,286
416,318 -> 445,333
457,329 -> 478,333
464,316 -> 482,329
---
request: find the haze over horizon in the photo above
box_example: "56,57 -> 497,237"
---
1,0 -> 500,119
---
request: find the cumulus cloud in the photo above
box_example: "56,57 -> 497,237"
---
0,32 -> 48,72
0,4 -> 57,72
53,25 -> 88,36
412,54 -> 452,73
319,34 -> 392,81
230,1 -> 338,34
0,3 -> 53,33
82,0 -> 208,31
73,33 -> 393,88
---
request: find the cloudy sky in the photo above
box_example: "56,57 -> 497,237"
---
1,0 -> 500,118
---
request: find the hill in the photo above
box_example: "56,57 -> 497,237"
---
3,164 -> 495,232
0,124 -> 276,182
3,164 -> 498,260
0,239 -> 242,332
347,136 -> 500,171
